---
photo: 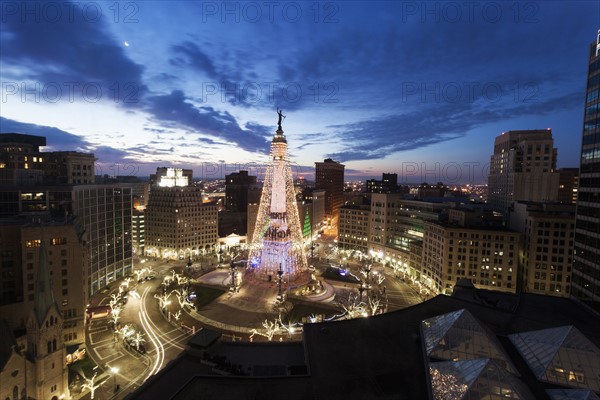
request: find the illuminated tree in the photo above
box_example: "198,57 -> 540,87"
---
133,268 -> 146,282
81,372 -> 103,399
109,293 -> 121,310
249,318 -> 281,341
368,296 -> 381,316
277,313 -> 302,336
131,332 -> 146,351
173,288 -> 195,310
172,310 -> 182,321
154,292 -> 172,311
249,113 -> 308,279
110,306 -> 122,327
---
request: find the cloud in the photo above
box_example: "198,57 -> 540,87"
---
327,91 -> 583,162
1,3 -> 273,155
0,116 -> 88,150
1,3 -> 147,104
145,90 -> 271,153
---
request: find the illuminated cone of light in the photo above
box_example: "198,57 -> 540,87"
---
249,117 -> 308,279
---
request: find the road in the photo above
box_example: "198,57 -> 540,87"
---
82,262 -> 192,400
81,247 -> 423,398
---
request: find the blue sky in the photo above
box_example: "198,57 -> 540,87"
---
1,1 -> 598,183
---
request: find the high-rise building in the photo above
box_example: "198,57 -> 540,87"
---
225,170 -> 257,212
0,220 -> 89,360
132,209 -> 145,255
315,158 -> 344,231
72,185 -> 133,294
150,167 -> 193,187
145,168 -> 218,260
557,168 -> 579,204
509,202 -> 575,298
0,133 -> 95,185
299,188 -> 326,234
366,173 -> 399,193
572,30 -> 600,312
488,129 -> 559,215
423,221 -> 520,295
338,204 -> 370,252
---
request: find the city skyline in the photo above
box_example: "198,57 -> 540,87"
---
1,2 -> 599,183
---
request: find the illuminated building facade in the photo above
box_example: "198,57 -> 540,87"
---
72,185 -> 132,294
422,221 -> 520,295
249,117 -> 307,279
146,168 -> 218,260
315,158 -> 344,232
488,129 -> 559,216
510,201 -> 575,298
338,204 -> 370,252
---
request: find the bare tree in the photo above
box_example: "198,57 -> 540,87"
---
154,292 -> 172,311
173,288 -> 195,310
81,372 -> 104,399
172,310 -> 182,321
277,313 -> 302,336
368,296 -> 381,316
249,318 -> 281,341
109,293 -> 121,310
110,306 -> 122,327
131,332 -> 146,351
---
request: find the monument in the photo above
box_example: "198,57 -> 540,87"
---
249,110 -> 308,284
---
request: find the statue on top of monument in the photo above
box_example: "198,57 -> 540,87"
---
277,108 -> 286,130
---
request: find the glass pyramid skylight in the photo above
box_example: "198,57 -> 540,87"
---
429,358 -> 534,400
509,325 -> 600,392
421,309 -> 518,374
546,389 -> 600,400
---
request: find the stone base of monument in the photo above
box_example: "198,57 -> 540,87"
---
244,269 -> 311,288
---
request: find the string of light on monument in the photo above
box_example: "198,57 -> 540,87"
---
249,119 -> 308,277
252,159 -> 273,243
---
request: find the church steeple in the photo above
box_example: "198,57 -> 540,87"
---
26,239 -> 70,400
33,241 -> 58,325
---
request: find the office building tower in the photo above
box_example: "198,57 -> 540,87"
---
557,168 -> 579,204
572,30 -> 600,312
145,168 -> 218,260
225,170 -> 257,212
315,158 -> 344,231
488,129 -> 559,215
72,185 -> 132,294
366,173 -> 399,193
0,133 -> 95,185
510,202 -> 575,297
423,221 -> 520,295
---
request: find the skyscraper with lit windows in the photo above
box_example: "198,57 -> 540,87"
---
572,30 -> 600,313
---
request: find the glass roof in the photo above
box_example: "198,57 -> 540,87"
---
546,389 -> 600,400
429,358 -> 535,400
509,326 -> 600,392
421,309 -> 518,374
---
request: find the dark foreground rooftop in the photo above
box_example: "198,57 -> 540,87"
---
126,290 -> 600,400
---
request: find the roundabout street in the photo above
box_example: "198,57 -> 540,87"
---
83,261 -> 194,399
82,248 -> 424,399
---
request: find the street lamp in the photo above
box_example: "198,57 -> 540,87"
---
229,261 -> 237,292
110,366 -> 119,393
276,263 -> 284,302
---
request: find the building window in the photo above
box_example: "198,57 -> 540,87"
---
25,240 -> 41,248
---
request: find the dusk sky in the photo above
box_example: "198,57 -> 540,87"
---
1,1 -> 598,183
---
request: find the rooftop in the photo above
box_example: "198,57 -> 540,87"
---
126,293 -> 600,400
